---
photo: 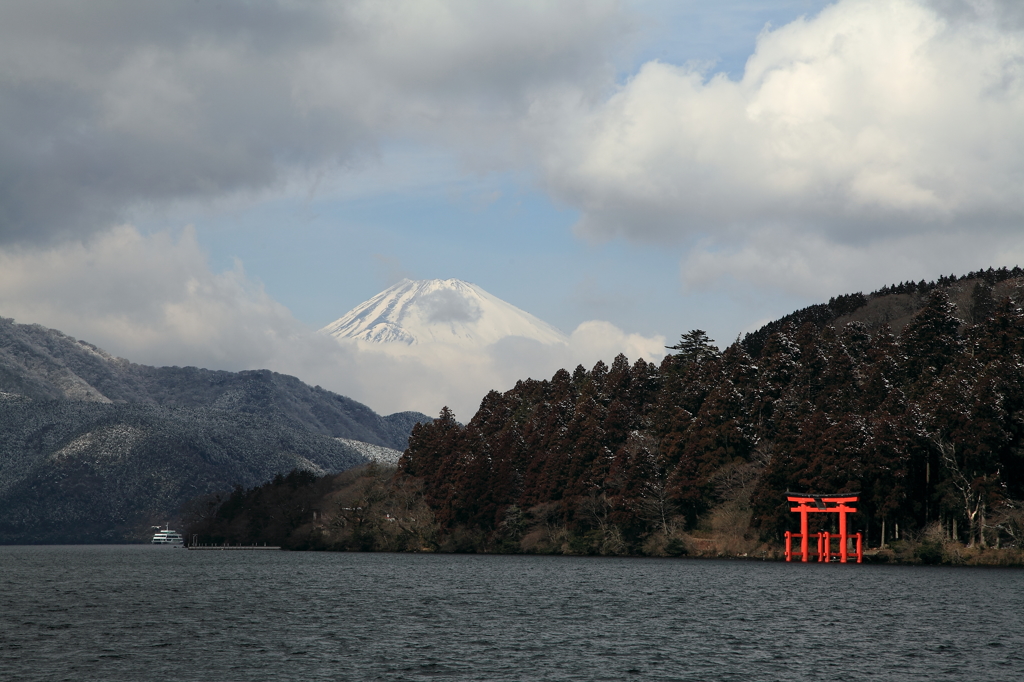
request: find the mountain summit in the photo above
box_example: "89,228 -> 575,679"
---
321,279 -> 568,348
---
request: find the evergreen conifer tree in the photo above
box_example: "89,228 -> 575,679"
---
666,330 -> 720,364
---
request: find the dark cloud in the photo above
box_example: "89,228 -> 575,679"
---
929,0 -> 1024,29
0,1 -> 623,244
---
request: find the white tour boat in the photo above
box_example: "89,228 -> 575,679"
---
151,524 -> 184,547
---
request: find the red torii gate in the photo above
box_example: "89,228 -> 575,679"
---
784,493 -> 863,563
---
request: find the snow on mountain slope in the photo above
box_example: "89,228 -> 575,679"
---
336,438 -> 404,466
315,278 -> 665,419
320,279 -> 568,348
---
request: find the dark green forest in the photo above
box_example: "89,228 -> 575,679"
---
188,271 -> 1024,563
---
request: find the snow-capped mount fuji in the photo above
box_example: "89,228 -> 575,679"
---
320,279 -> 568,348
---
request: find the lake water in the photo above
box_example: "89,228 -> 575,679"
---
0,546 -> 1020,681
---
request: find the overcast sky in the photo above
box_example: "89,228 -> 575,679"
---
1,0 -> 1022,417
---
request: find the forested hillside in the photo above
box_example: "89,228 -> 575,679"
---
394,272 -> 1024,559
0,316 -> 429,543
0,397 -> 370,543
0,316 -> 424,449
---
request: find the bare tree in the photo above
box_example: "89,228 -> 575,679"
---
578,490 -> 625,554
989,498 -> 1024,548
934,437 -> 1000,548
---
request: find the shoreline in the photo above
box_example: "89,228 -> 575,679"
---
1,542 -> 1020,567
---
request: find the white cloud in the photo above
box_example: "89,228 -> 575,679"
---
543,0 -> 1024,291
4,0 -> 1022,406
0,226 -> 302,370
0,226 -> 664,419
331,320 -> 666,419
567,320 -> 666,366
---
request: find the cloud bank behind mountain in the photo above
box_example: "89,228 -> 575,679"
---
0,226 -> 664,418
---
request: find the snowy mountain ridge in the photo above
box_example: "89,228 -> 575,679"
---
320,278 -> 568,348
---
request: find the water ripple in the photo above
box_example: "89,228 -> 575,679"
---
0,547 -> 1021,681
